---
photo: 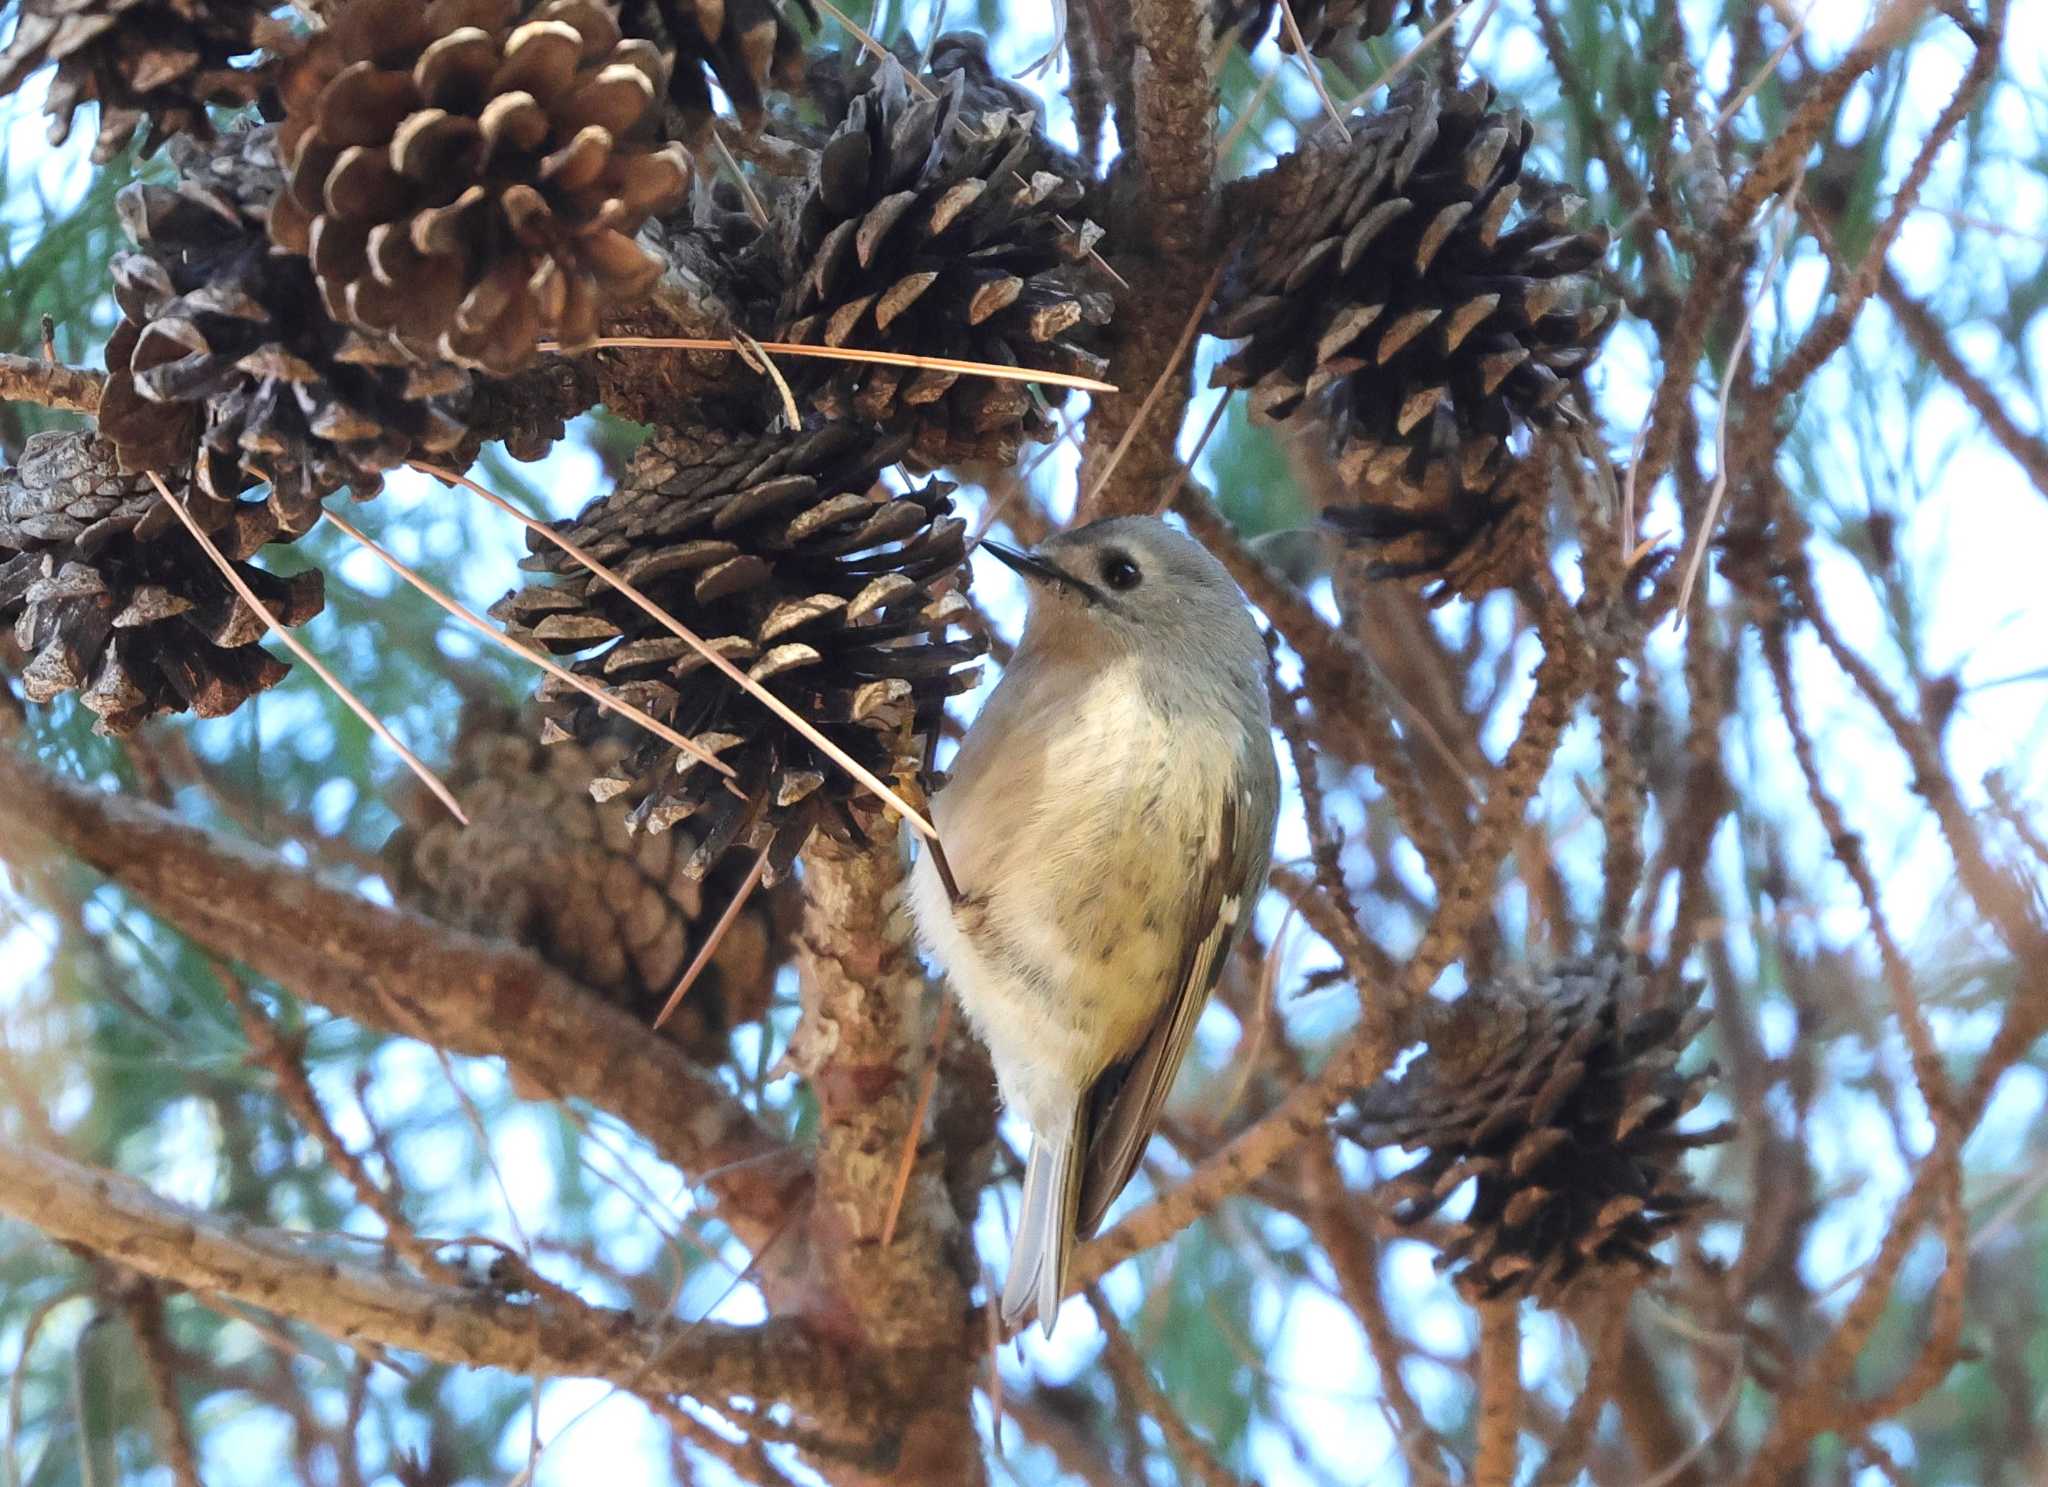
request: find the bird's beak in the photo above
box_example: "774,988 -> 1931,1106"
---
977,540 -> 1102,603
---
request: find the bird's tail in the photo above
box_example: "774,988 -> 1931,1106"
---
1003,1117 -> 1082,1337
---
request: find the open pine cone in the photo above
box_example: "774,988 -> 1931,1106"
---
1341,951 -> 1724,1305
616,0 -> 814,141
492,420 -> 982,876
0,0 -> 275,162
269,0 -> 690,374
1214,0 -> 1422,53
774,58 -> 1110,469
99,124 -> 484,543
1,431 -> 322,733
386,701 -> 794,1062
1212,78 -> 1611,540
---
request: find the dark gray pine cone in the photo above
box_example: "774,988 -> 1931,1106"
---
775,58 -> 1110,470
1214,0 -> 1422,53
0,431 -> 322,732
0,0 -> 276,162
385,701 -> 796,1063
1341,951 -> 1724,1305
269,0 -> 690,375
98,124 -> 483,542
491,420 -> 982,876
803,33 -> 1082,179
616,0 -> 814,141
1212,78 -> 1612,535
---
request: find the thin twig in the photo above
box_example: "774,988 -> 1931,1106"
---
143,471 -> 468,826
0,351 -> 102,414
1672,168 -> 1803,620
1087,1292 -> 1242,1487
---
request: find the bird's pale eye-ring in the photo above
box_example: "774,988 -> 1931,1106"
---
1101,553 -> 1142,591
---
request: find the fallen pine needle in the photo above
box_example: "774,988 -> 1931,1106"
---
1278,0 -> 1351,141
881,993 -> 955,1247
544,336 -> 1116,395
144,471 -> 469,826
653,842 -> 771,1031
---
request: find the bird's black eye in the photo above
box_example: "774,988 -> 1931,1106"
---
1101,552 -> 1142,591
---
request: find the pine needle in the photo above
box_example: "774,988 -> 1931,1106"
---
316,507 -> 736,778
1334,0 -> 1484,117
143,471 -> 469,826
1277,0 -> 1351,142
733,329 -> 802,428
548,335 -> 1116,395
880,993 -> 954,1247
1151,390 -> 1235,517
1219,62 -> 1285,162
412,462 -> 941,843
653,842 -> 771,1031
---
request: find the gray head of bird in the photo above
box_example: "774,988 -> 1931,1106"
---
977,515 -> 1265,674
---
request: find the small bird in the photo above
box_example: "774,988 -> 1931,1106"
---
909,515 -> 1280,1335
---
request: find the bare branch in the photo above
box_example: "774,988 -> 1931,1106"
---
0,1142 -> 879,1431
0,750 -> 802,1252
1473,1300 -> 1522,1487
0,352 -> 103,415
1088,1293 -> 1241,1487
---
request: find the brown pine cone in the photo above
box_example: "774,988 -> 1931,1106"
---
1,431 -> 322,732
492,420 -> 982,876
616,0 -> 814,141
98,124 -> 484,541
269,0 -> 690,374
1341,951 -> 1725,1305
385,701 -> 795,1062
1213,78 -> 1611,578
775,58 -> 1110,469
0,0 -> 277,162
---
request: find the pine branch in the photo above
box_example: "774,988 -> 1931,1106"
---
0,1142 -> 883,1432
1076,0 -> 1218,518
0,749 -> 804,1252
0,351 -> 104,415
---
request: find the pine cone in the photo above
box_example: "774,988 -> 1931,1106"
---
102,122 -> 586,518
1341,951 -> 1724,1305
0,431 -> 322,732
491,420 -> 982,875
1321,434 -> 1564,600
0,0 -> 275,162
1212,78 -> 1612,494
269,0 -> 690,375
1214,0 -> 1422,53
385,701 -> 794,1062
775,59 -> 1110,469
616,0 -> 813,141
99,124 -> 484,541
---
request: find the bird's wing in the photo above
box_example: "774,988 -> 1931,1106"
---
1074,786 -> 1256,1238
